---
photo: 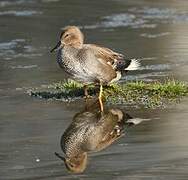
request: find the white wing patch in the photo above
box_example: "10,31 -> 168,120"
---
110,71 -> 121,83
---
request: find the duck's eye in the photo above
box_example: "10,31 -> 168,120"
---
64,34 -> 69,38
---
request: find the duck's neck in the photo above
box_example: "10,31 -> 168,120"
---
56,46 -> 78,70
68,42 -> 83,49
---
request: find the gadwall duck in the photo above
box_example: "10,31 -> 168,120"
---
51,26 -> 140,111
55,101 -> 132,173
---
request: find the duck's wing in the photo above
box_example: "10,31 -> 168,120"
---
83,44 -> 140,71
92,110 -> 125,151
83,44 -> 124,68
82,110 -> 125,152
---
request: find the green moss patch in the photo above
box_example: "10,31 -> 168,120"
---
29,79 -> 188,108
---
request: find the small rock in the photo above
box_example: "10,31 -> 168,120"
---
36,158 -> 40,162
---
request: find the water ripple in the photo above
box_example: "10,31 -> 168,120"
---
102,13 -> 146,28
10,65 -> 38,69
140,32 -> 171,38
0,0 -> 29,7
139,64 -> 171,71
123,72 -> 168,82
0,0 -> 60,7
83,7 -> 188,30
0,39 -> 42,60
0,10 -> 42,16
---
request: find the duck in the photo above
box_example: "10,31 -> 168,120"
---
51,26 -> 140,111
55,101 -> 132,173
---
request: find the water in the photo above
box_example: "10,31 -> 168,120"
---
0,0 -> 188,179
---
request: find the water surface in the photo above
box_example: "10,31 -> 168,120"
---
0,0 -> 188,179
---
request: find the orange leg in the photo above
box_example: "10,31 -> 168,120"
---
98,85 -> 104,112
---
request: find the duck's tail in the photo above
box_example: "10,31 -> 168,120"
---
116,58 -> 140,72
124,59 -> 140,71
122,112 -> 151,127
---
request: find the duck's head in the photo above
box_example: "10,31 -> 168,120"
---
51,26 -> 84,52
64,153 -> 87,173
55,152 -> 87,173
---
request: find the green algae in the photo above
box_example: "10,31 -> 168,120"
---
29,79 -> 188,108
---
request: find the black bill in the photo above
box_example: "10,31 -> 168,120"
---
50,41 -> 61,53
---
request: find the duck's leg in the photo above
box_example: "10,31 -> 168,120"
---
98,84 -> 104,112
84,85 -> 89,97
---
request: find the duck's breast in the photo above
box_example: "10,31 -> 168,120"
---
57,48 -> 95,83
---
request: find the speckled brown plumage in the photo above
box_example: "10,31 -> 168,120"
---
56,101 -> 133,173
51,26 -> 140,85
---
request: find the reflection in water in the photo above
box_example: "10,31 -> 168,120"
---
55,100 -> 146,173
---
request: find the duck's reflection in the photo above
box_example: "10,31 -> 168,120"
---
55,100 -> 138,173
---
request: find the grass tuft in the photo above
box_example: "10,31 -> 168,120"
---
29,79 -> 188,108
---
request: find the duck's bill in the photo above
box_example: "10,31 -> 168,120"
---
54,152 -> 66,161
50,41 -> 61,52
